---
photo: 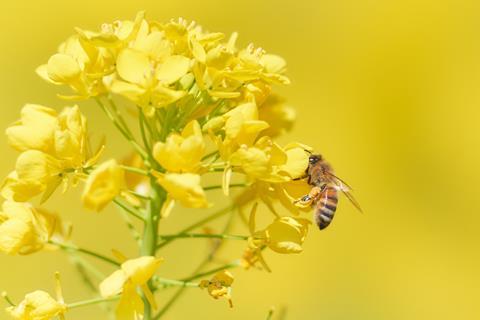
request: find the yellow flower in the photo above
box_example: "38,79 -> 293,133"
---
263,216 -> 310,254
2,150 -> 63,203
199,270 -> 234,307
248,203 -> 311,254
153,120 -> 205,173
82,160 -> 124,212
109,48 -> 187,116
122,152 -> 149,195
154,172 -> 209,209
5,104 -> 57,152
205,103 -> 269,150
6,273 -> 66,320
100,256 -> 162,320
0,201 -> 60,255
36,35 -> 113,99
54,105 -> 88,167
6,291 -> 66,320
230,139 -> 310,182
75,11 -> 145,48
2,104 -> 100,203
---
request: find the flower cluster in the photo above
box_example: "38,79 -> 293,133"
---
1,12 -> 317,320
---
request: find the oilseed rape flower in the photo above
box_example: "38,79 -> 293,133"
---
6,273 -> 66,320
153,120 -> 205,173
0,201 -> 58,255
2,104 -> 100,203
1,11 -> 325,319
154,172 -> 209,208
82,159 -> 124,212
100,256 -> 162,320
199,270 -> 234,307
247,203 -> 310,255
6,291 -> 66,320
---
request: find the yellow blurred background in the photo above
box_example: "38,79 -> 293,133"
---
1,0 -> 480,319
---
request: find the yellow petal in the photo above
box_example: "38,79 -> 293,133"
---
229,146 -> 270,179
117,48 -> 151,85
121,256 -> 163,285
152,85 -> 186,108
82,159 -> 124,212
99,269 -> 127,297
1,171 -> 45,202
47,53 -> 81,83
15,150 -> 63,185
156,55 -> 190,85
279,147 -> 309,179
155,172 -> 209,208
190,38 -> 206,63
7,290 -> 66,320
109,79 -> 146,102
116,282 -> 144,320
260,54 -> 287,74
0,218 -> 31,255
6,104 -> 57,152
265,217 -> 310,254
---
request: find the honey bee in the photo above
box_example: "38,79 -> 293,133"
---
295,154 -> 362,230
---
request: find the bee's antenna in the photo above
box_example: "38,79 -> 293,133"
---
304,149 -> 312,155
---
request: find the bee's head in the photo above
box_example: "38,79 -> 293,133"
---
308,154 -> 322,165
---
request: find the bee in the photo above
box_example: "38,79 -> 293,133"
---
295,154 -> 362,230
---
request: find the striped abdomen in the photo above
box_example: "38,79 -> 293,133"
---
314,185 -> 338,230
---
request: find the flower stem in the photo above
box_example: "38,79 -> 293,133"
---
182,260 -> 241,282
153,208 -> 237,319
156,205 -> 235,250
113,198 -> 145,221
119,165 -> 150,176
154,277 -> 199,288
203,183 -> 246,191
157,233 -> 248,241
141,181 -> 165,320
49,240 -> 120,267
67,295 -> 120,309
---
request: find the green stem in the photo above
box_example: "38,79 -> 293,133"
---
113,198 -> 145,221
67,296 -> 120,309
108,97 -> 134,138
156,205 -> 235,250
141,181 -> 165,320
139,110 -> 152,150
154,277 -> 199,288
127,190 -> 151,200
182,261 -> 241,282
203,183 -> 246,191
153,208 -> 237,319
157,233 -> 248,241
49,240 -> 120,267
201,150 -> 219,161
119,165 -> 150,176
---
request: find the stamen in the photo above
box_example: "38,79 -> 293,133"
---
2,291 -> 16,307
55,272 -> 65,304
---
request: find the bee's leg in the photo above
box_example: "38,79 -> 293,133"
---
293,186 -> 322,206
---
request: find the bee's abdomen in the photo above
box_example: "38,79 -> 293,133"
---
314,186 -> 338,230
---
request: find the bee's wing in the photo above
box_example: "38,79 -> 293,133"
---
327,173 -> 363,213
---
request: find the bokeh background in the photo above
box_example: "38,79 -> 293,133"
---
1,0 -> 480,319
